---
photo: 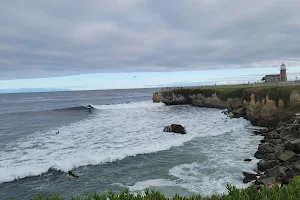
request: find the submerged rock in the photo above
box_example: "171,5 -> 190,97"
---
242,172 -> 257,183
163,124 -> 187,134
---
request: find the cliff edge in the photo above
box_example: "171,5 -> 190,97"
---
153,86 -> 300,127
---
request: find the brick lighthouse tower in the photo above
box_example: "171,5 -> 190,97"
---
280,63 -> 287,82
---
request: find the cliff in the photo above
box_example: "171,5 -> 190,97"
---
153,86 -> 300,127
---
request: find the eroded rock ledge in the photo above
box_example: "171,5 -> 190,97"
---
153,86 -> 300,127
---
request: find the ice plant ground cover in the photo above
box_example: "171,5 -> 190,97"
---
19,176 -> 300,200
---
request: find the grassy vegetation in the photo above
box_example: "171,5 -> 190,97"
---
242,86 -> 298,107
171,88 -> 244,102
24,176 -> 300,200
166,85 -> 300,107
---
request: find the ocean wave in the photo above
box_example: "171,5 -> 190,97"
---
0,135 -> 193,183
93,101 -> 165,110
2,101 -> 165,116
0,102 -> 252,184
0,102 -> 193,183
0,105 -> 95,116
54,105 -> 95,112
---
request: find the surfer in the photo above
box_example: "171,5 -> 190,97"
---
87,105 -> 93,113
56,131 -> 59,135
68,171 -> 79,179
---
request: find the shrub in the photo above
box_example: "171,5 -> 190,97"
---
26,176 -> 300,200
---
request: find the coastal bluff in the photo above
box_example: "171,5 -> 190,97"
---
153,85 -> 300,127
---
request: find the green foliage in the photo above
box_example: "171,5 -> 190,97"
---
243,86 -> 296,107
242,88 -> 267,104
167,85 -> 300,108
216,88 -> 244,102
25,176 -> 300,200
172,89 -> 216,98
172,88 -> 244,101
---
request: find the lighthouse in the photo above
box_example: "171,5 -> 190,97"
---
280,63 -> 287,82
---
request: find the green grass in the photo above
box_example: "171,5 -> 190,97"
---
170,88 -> 244,102
23,176 -> 300,200
163,85 -> 300,107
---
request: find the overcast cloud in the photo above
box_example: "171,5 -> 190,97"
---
0,0 -> 300,80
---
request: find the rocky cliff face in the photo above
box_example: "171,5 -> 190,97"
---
245,92 -> 300,127
245,115 -> 300,187
153,88 -> 300,127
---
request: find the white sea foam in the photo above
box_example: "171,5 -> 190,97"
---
167,162 -> 252,196
0,100 -> 261,193
93,100 -> 165,110
0,101 -> 225,183
128,116 -> 262,197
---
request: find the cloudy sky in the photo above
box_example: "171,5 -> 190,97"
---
0,0 -> 300,90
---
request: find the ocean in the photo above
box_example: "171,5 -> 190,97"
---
0,88 -> 262,199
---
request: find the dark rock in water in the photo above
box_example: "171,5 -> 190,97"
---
229,107 -> 247,118
253,131 -> 260,135
163,124 -> 187,134
244,158 -> 252,162
222,110 -> 228,115
254,169 -> 263,175
242,172 -> 257,183
276,150 -> 297,162
261,129 -> 270,133
254,151 -> 263,159
163,126 -> 172,132
254,131 -> 263,135
227,106 -> 234,113
257,160 -> 280,171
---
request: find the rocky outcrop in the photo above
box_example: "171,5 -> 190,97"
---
153,87 -> 300,127
153,86 -> 300,187
249,115 -> 300,186
242,172 -> 257,183
163,124 -> 187,134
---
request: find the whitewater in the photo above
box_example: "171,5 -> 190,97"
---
0,89 -> 262,199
